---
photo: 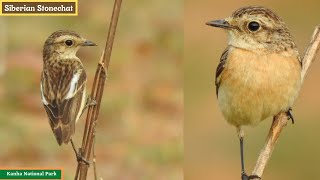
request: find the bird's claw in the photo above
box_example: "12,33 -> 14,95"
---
86,97 -> 97,107
241,172 -> 261,180
89,99 -> 97,106
76,153 -> 90,166
286,108 -> 295,124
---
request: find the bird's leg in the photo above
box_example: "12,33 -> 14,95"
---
238,127 -> 247,178
70,139 -> 90,166
286,108 -> 295,124
237,127 -> 261,180
240,136 -> 246,177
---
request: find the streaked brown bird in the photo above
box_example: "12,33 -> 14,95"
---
206,6 -> 301,180
40,30 -> 96,159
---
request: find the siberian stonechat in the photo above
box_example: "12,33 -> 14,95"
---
206,6 -> 301,179
40,30 -> 96,159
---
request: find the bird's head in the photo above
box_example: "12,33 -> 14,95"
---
43,30 -> 96,60
206,6 -> 297,53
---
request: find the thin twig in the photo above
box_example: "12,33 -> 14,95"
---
251,25 -> 320,179
301,26 -> 320,80
74,0 -> 123,179
93,122 -> 98,180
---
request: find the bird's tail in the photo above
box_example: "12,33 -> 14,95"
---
53,125 -> 73,146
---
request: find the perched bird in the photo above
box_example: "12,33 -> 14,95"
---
206,6 -> 301,179
40,30 -> 96,159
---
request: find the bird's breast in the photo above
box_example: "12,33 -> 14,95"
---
217,48 -> 301,127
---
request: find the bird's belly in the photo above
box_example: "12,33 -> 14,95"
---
217,50 -> 301,127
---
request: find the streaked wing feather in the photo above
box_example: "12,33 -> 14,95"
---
216,47 -> 229,97
41,60 -> 87,145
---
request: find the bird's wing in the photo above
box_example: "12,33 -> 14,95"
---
41,61 -> 87,145
215,47 -> 229,97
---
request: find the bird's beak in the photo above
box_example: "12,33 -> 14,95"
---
206,19 -> 232,29
82,40 -> 97,46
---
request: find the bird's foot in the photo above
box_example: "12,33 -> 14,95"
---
79,97 -> 97,117
76,152 -> 90,166
241,172 -> 261,180
286,108 -> 295,124
86,96 -> 97,107
70,139 -> 90,165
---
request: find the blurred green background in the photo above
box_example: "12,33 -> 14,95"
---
185,0 -> 320,179
0,0 -> 183,179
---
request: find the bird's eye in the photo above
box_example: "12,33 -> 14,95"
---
65,40 -> 73,46
247,21 -> 260,32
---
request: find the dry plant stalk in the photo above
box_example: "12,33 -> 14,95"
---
251,25 -> 320,179
74,0 -> 123,179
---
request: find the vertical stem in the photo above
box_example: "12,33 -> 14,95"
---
74,0 -> 123,179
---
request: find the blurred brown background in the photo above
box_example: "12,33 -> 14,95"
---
0,0 -> 183,179
185,0 -> 320,179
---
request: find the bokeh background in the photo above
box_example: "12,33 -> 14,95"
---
0,0 -> 183,179
185,0 -> 320,179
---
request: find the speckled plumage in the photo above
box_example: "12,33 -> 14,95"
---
41,30 -> 96,145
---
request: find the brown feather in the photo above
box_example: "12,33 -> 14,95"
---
41,58 -> 86,145
216,47 -> 229,96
